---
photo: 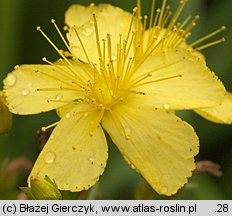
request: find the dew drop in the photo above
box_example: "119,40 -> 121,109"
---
44,151 -> 56,164
27,83 -> 32,88
89,157 -> 95,163
83,113 -> 88,117
160,187 -> 168,194
6,74 -> 17,86
163,103 -> 170,109
125,127 -> 131,140
55,93 -> 63,100
72,46 -> 80,52
65,113 -> 71,118
213,110 -> 219,115
83,27 -> 93,36
21,89 -> 30,96
111,55 -> 117,61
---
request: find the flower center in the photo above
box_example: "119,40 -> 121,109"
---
93,76 -> 114,107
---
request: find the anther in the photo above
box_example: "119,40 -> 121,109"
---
14,65 -> 20,70
63,26 -> 69,31
41,127 -> 46,132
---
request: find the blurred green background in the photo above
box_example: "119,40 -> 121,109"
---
0,0 -> 231,199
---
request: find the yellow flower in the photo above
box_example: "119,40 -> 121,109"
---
0,91 -> 12,134
3,1 -> 228,195
30,175 -> 62,200
195,92 -> 232,124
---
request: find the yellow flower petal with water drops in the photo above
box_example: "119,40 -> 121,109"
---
0,91 -> 12,134
124,48 -> 225,110
102,105 -> 199,196
4,64 -> 85,115
2,0 -> 229,196
29,104 -> 108,191
195,92 -> 232,124
65,4 -> 133,64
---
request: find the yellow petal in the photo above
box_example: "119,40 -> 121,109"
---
28,104 -> 108,191
195,91 -> 232,124
126,48 -> 225,110
56,103 -> 76,118
3,65 -> 83,114
0,92 -> 12,134
65,4 -> 132,64
102,105 -> 199,196
65,4 -> 102,27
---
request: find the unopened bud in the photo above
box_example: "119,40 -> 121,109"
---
29,175 -> 62,200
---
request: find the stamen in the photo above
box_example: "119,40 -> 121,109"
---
102,39 -> 106,64
183,15 -> 199,35
129,57 -> 186,86
92,14 -> 113,98
107,34 -> 116,80
41,57 -> 88,90
37,87 -> 82,92
158,0 -> 167,26
73,26 -> 92,65
167,0 -> 187,31
42,57 -> 75,80
108,108 -> 132,140
178,15 -> 192,30
149,0 -> 156,30
47,99 -> 80,104
41,121 -> 60,132
89,107 -> 105,136
154,9 -> 161,27
51,19 -> 72,54
126,7 -> 137,43
36,26 -> 73,67
143,15 -> 148,33
160,6 -> 172,28
190,26 -> 226,47
120,89 -> 146,95
93,14 -> 104,68
37,26 -> 90,81
196,37 -> 226,51
133,74 -> 182,88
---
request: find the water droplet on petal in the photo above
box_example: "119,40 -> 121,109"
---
27,83 -> 32,88
6,74 -> 17,86
89,157 -> 95,163
83,113 -> 88,117
65,113 -> 71,118
44,152 -> 56,164
213,110 -> 219,115
161,187 -> 167,194
163,103 -> 170,109
55,93 -> 63,100
21,89 -> 30,96
125,127 -> 131,140
83,27 -> 93,36
111,55 -> 117,61
72,46 -> 80,52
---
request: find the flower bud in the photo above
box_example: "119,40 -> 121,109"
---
29,175 -> 62,200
